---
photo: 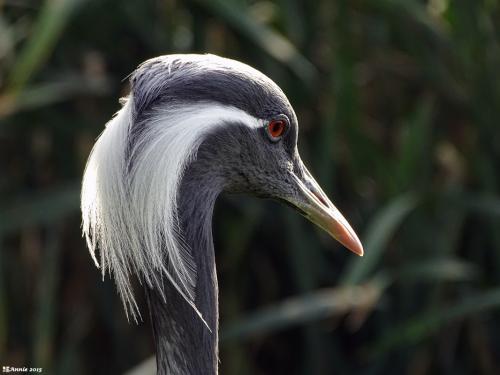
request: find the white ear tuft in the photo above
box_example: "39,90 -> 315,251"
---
81,97 -> 262,323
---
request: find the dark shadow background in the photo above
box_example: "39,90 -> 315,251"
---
1,0 -> 500,374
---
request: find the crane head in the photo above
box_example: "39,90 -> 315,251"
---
129,54 -> 363,256
82,54 -> 363,321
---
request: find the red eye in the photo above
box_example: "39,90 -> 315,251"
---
268,119 -> 286,139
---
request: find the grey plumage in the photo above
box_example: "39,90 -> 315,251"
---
130,54 -> 294,123
82,53 -> 363,375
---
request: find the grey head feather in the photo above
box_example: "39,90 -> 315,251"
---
130,54 -> 295,123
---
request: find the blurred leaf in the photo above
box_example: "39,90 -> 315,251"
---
369,288 -> 500,357
221,283 -> 383,342
0,74 -> 112,119
341,193 -> 419,285
221,198 -> 264,268
462,193 -> 500,217
392,257 -> 477,284
279,0 -> 306,46
0,184 -> 79,235
366,0 -> 467,102
368,0 -> 445,37
119,256 -> 477,375
395,96 -> 434,191
4,0 -> 84,95
33,227 -> 62,371
190,0 -> 317,86
0,14 -> 14,63
123,356 -> 156,375
283,210 -> 328,374
124,281 -> 383,375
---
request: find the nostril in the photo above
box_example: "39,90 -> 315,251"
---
311,189 -> 328,208
302,178 -> 329,208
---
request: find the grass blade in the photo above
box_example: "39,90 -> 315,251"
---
341,193 -> 419,285
6,0 -> 84,92
462,193 -> 500,217
0,74 -> 111,119
33,226 -> 62,371
191,0 -> 317,86
369,288 -> 500,357
0,184 -> 80,236
1,0 -> 85,118
221,284 -> 383,342
392,258 -> 477,284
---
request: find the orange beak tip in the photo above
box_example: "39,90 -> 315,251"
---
331,221 -> 364,257
352,237 -> 364,257
342,238 -> 364,257
353,245 -> 364,257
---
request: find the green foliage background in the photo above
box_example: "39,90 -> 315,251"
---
1,0 -> 500,374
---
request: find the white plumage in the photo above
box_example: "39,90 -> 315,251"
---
81,96 -> 263,322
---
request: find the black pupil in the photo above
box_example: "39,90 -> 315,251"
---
272,122 -> 282,134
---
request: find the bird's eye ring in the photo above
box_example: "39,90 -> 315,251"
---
267,119 -> 287,141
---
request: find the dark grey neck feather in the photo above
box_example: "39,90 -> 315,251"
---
146,137 -> 226,375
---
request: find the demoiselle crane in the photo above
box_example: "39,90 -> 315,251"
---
81,54 -> 363,374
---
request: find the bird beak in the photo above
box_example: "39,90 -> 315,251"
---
286,167 -> 364,256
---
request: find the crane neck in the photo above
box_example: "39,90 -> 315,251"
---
147,144 -> 225,375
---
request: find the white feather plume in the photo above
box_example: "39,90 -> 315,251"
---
81,97 -> 262,322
